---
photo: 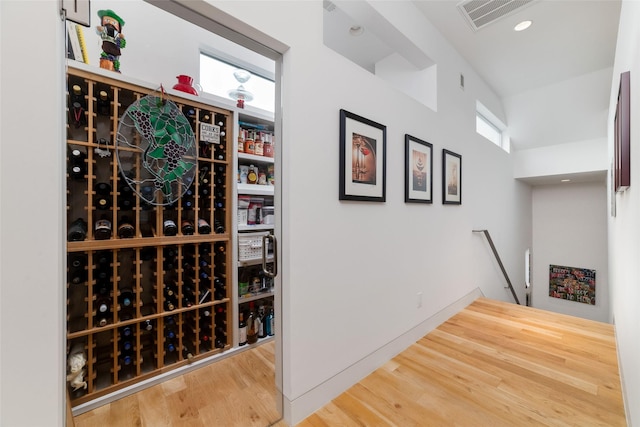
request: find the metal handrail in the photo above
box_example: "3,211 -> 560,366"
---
473,229 -> 521,305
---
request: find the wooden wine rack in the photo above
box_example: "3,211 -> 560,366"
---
65,66 -> 232,406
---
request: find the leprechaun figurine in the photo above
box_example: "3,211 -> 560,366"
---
96,9 -> 126,72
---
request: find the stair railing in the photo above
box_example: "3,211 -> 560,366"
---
473,229 -> 521,305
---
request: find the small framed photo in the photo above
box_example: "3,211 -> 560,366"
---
339,109 -> 386,202
405,135 -> 433,203
442,149 -> 462,205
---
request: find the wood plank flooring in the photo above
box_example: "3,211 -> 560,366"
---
73,342 -> 281,427
298,298 -> 626,427
74,298 -> 626,426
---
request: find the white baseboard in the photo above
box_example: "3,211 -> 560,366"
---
282,288 -> 484,425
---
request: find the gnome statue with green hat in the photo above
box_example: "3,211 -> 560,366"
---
96,9 -> 126,72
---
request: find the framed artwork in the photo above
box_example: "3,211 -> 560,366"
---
549,264 -> 596,305
614,71 -> 630,192
339,109 -> 386,202
405,134 -> 433,203
442,149 -> 462,205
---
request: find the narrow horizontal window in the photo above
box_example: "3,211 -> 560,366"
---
200,53 -> 275,113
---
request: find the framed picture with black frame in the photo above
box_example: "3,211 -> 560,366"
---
442,149 -> 462,205
339,109 -> 386,202
614,71 -> 630,192
405,134 -> 433,203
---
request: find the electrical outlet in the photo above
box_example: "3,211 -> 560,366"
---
417,292 -> 423,308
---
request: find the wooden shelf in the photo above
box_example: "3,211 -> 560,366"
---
65,66 -> 234,407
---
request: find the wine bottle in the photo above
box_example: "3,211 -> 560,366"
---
95,251 -> 111,267
118,181 -> 135,210
119,288 -> 135,310
68,148 -> 87,180
96,296 -> 111,327
163,219 -> 177,236
215,306 -> 227,326
121,325 -> 134,338
94,215 -> 112,240
95,279 -> 110,297
117,216 -> 135,238
257,305 -> 266,339
163,247 -> 177,270
197,218 -> 211,234
266,307 -> 275,336
94,182 -> 112,210
164,296 -> 177,312
68,254 -> 87,284
182,345 -> 194,362
182,189 -> 194,210
121,337 -> 135,366
214,143 -> 226,161
97,90 -> 110,116
214,277 -> 226,301
246,303 -> 257,344
214,219 -> 225,234
181,219 -> 195,235
238,313 -> 248,346
215,325 -> 227,344
67,218 -> 88,241
143,319 -> 154,332
70,85 -> 86,127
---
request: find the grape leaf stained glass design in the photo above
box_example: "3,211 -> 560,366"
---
116,92 -> 196,206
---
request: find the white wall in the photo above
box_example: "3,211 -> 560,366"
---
0,1 -> 532,425
514,138 -> 608,180
1,1 -> 66,426
531,182 -> 609,322
210,1 -> 530,422
608,1 -> 640,424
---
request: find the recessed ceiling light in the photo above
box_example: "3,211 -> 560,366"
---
349,25 -> 364,36
561,179 -> 571,183
514,20 -> 532,32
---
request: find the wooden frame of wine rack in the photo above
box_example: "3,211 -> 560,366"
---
66,65 -> 233,407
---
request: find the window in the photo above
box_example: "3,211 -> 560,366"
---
476,101 -> 509,152
199,53 -> 275,113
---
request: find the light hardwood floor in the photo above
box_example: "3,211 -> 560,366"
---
297,298 -> 626,427
74,342 -> 281,427
75,298 -> 626,426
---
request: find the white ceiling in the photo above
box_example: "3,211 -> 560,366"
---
324,0 -> 621,152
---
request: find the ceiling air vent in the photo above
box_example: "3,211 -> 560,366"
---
457,0 -> 538,31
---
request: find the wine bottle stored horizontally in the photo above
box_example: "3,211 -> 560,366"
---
163,219 -> 178,236
182,345 -> 194,362
70,84 -> 87,128
94,215 -> 112,240
197,218 -> 211,234
182,189 -> 194,210
68,148 -> 87,180
97,90 -> 111,116
68,254 -> 87,284
181,219 -> 195,235
119,288 -> 135,311
95,296 -> 111,327
118,181 -> 135,210
94,182 -> 112,210
117,216 -> 135,238
67,218 -> 88,242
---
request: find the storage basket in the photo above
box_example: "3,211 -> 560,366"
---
238,231 -> 270,261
